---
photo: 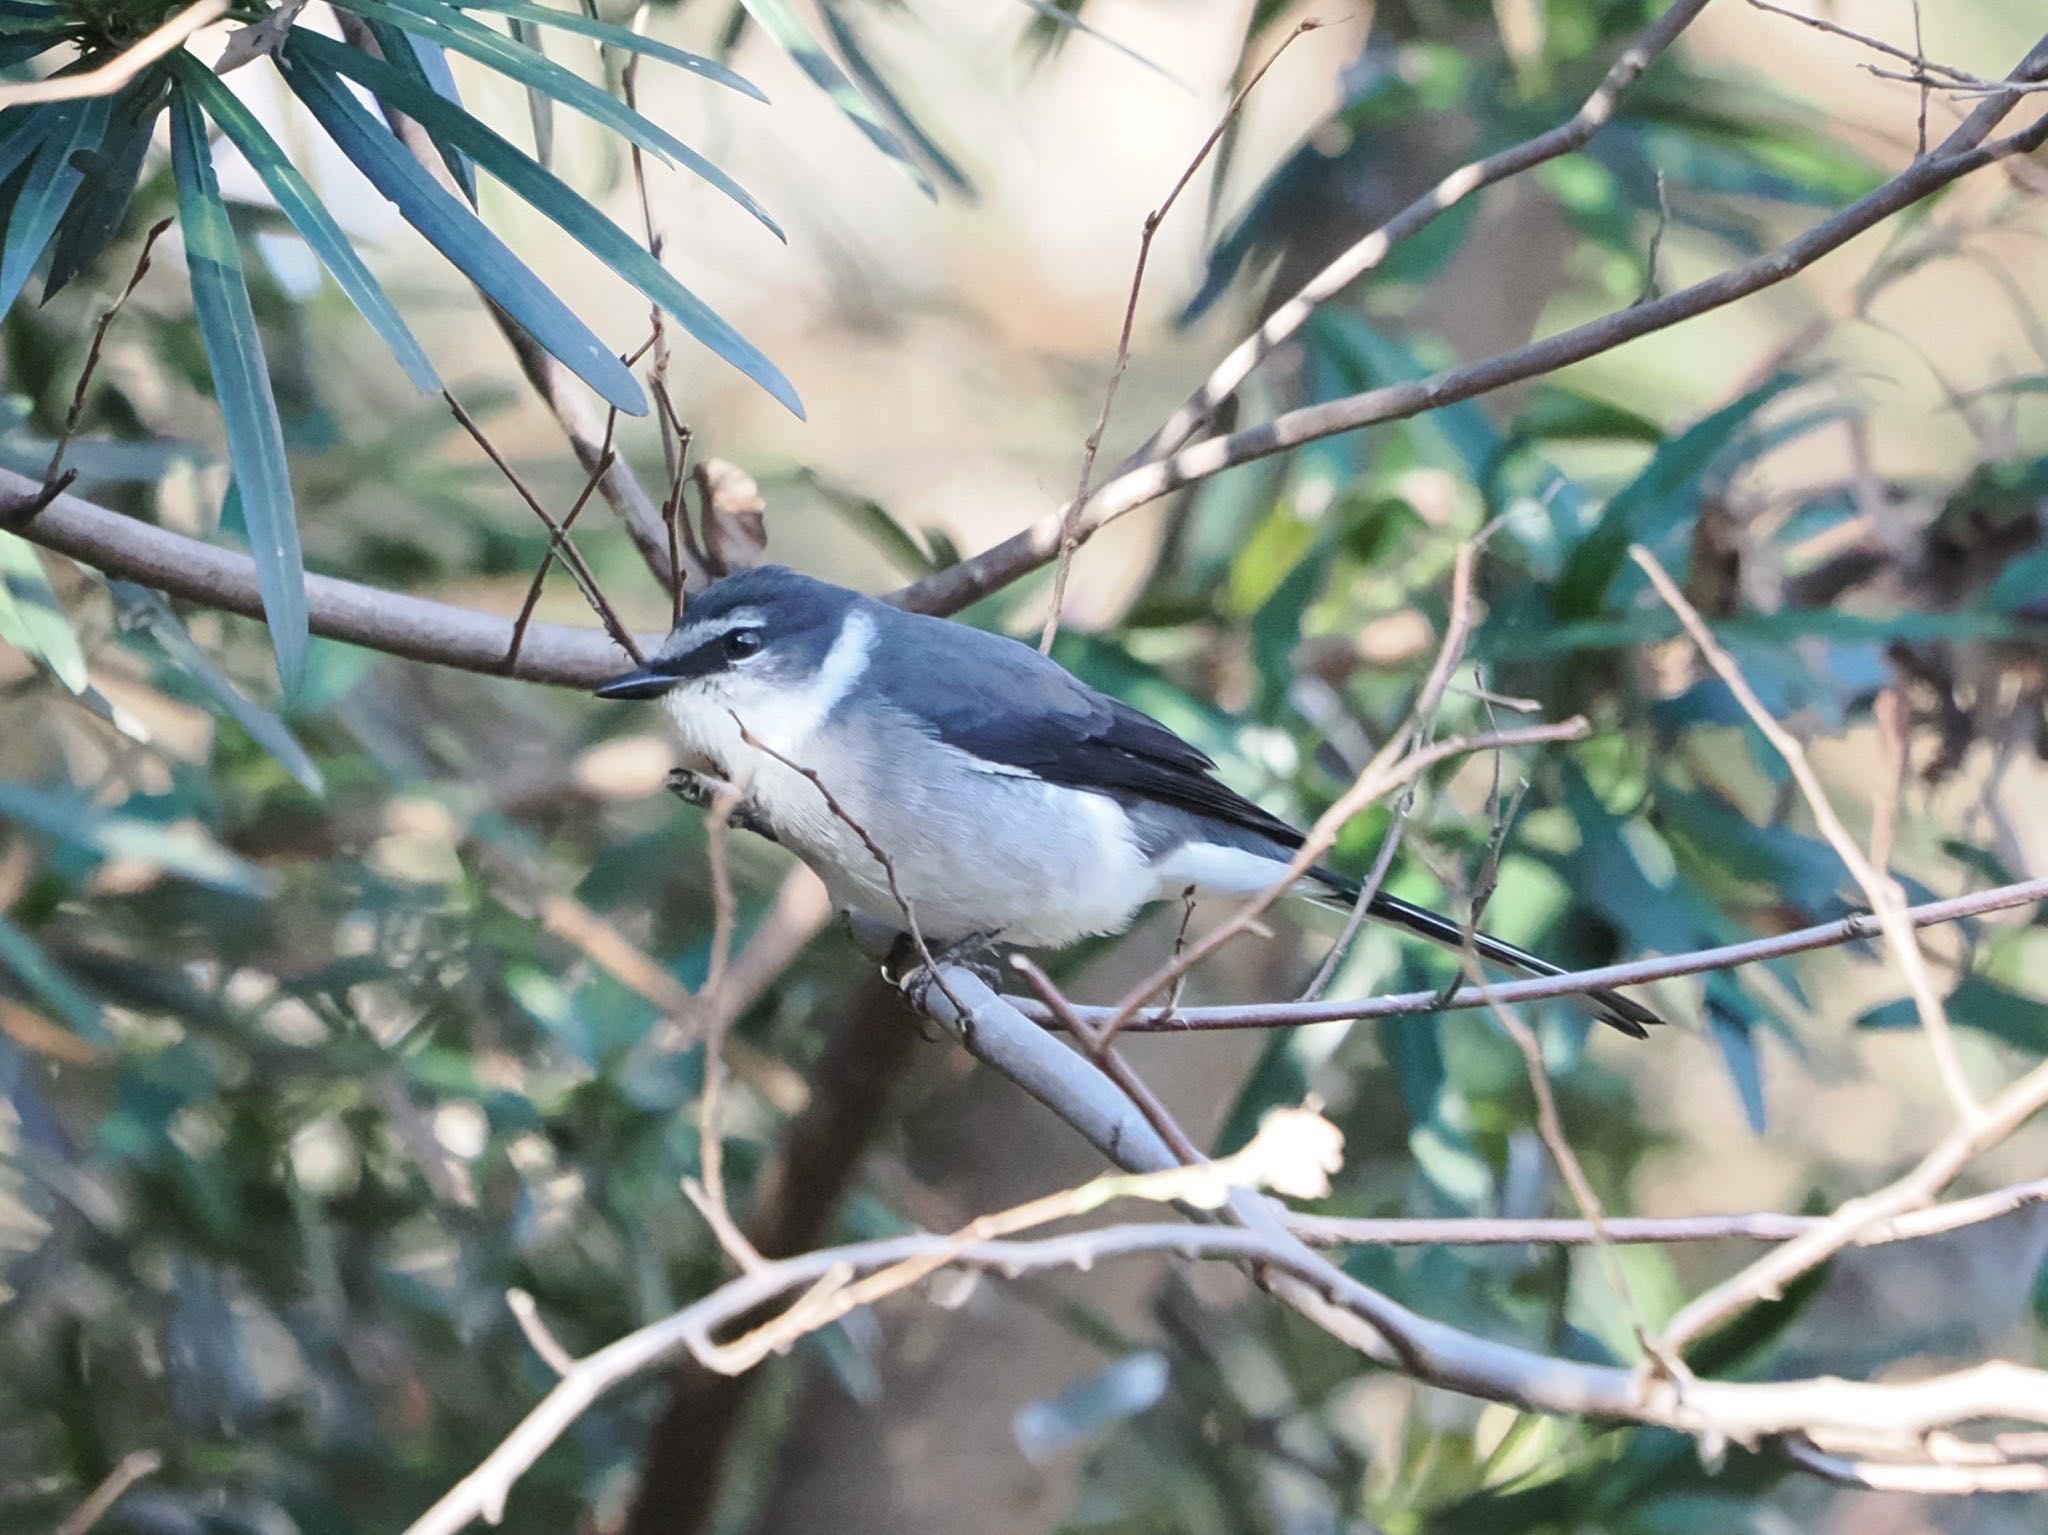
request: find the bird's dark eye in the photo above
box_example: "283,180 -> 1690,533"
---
722,628 -> 763,661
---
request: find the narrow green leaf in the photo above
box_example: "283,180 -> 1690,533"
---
739,0 -> 934,197
0,104 -> 61,188
1553,373 -> 1800,620
276,46 -> 647,416
342,0 -> 784,237
0,26 -> 73,69
167,84 -> 308,689
0,93 -> 107,313
110,579 -> 325,794
0,530 -> 87,692
0,780 -> 270,896
450,0 -> 768,102
44,77 -> 163,298
1012,0 -> 1182,85
0,912 -> 105,1040
170,53 -> 439,393
294,32 -> 801,417
363,18 -> 478,204
821,3 -> 972,197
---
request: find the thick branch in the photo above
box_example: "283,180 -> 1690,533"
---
3,469 -> 641,687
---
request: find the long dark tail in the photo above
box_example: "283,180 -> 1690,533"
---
1320,875 -> 1661,1039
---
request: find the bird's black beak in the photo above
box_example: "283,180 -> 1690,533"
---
594,664 -> 677,700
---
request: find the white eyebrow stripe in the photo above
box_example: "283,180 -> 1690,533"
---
660,608 -> 763,660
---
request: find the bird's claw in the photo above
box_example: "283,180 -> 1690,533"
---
886,928 -> 1004,991
666,768 -> 778,842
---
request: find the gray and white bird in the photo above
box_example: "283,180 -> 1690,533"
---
595,565 -> 1659,1037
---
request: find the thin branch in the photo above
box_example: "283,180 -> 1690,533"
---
1039,18 -> 1321,652
893,29 -> 2048,617
1656,1057 -> 2048,1355
0,0 -> 227,107
1290,1177 -> 2048,1248
1632,545 -> 1979,1121
2,467 -> 640,684
1297,786 -> 1411,1001
1744,0 -> 1976,86
17,219 -> 175,522
506,1289 -> 577,1377
402,1199 -> 2048,1535
443,392 -> 644,664
1020,876 -> 2048,1032
502,440 -> 616,673
53,1450 -> 162,1535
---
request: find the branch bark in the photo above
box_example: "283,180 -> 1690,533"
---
1,469 -> 640,686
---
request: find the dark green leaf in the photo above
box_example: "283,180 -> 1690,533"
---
346,0 -> 784,237
739,0 -> 934,197
111,579 -> 325,793
1012,0 -> 1181,85
293,32 -> 800,417
801,471 -> 937,574
821,4 -> 972,197
170,53 -> 440,393
168,85 -> 308,689
0,780 -> 269,895
276,46 -> 648,416
1553,373 -> 1801,620
1859,976 -> 2048,1052
0,529 -> 87,692
364,17 -> 477,204
0,25 -> 72,69
452,0 -> 768,102
43,76 -> 163,298
0,912 -> 105,1040
0,93 -> 107,313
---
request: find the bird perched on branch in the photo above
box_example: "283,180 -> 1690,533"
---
596,565 -> 1660,1037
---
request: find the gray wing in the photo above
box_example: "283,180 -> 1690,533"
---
865,602 -> 1304,846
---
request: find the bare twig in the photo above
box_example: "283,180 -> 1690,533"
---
0,0 -> 227,107
444,392 -> 644,664
1018,876 -> 2048,1032
402,1192 -> 2048,1535
687,787 -> 766,1273
1291,1177 -> 2048,1248
1632,545 -> 1980,1121
53,1450 -> 163,1535
506,1289 -> 577,1377
17,219 -> 176,524
1656,1058 -> 2048,1355
895,29 -> 2048,617
503,440 -> 617,673
1297,788 -> 1412,1002
1039,18 -> 1321,652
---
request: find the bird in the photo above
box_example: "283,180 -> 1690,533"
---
594,565 -> 1660,1037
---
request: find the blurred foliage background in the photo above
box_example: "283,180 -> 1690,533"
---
4,1 -> 2048,1533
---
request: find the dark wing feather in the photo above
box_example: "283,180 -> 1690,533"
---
866,602 -> 1302,845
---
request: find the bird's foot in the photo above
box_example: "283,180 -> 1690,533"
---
885,928 -> 1004,990
666,768 -> 777,842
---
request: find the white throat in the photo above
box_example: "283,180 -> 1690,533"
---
658,607 -> 879,782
